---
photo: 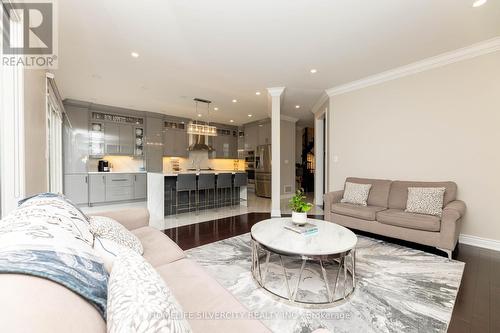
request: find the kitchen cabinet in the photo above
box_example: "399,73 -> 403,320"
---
133,174 -> 147,199
64,174 -> 88,205
209,132 -> 238,159
146,117 -> 164,172
244,124 -> 258,151
164,128 -> 188,157
104,123 -> 135,155
63,105 -> 89,173
89,174 -> 106,204
258,122 -> 271,145
105,174 -> 134,202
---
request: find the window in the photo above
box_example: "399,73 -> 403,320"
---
46,75 -> 63,194
0,4 -> 25,217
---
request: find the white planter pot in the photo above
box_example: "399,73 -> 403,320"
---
291,211 -> 307,225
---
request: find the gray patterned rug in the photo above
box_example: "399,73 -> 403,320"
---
186,233 -> 464,333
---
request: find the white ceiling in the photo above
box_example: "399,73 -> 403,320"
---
56,0 -> 500,125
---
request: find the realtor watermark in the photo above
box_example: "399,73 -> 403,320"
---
1,0 -> 58,69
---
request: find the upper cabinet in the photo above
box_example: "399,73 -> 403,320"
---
209,127 -> 238,159
145,117 -> 164,172
244,120 -> 270,151
89,112 -> 145,156
163,120 -> 188,157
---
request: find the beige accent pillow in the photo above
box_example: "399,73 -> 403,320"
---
90,216 -> 143,255
341,182 -> 372,206
107,249 -> 192,333
405,187 -> 446,217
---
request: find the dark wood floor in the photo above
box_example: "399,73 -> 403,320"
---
163,213 -> 500,333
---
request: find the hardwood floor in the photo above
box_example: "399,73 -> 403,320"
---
162,212 -> 500,333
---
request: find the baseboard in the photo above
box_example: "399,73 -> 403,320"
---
271,209 -> 281,217
459,234 -> 500,252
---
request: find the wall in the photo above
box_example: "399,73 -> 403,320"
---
163,152 -> 244,173
23,69 -> 48,196
280,119 -> 296,197
88,156 -> 145,172
328,51 -> 500,241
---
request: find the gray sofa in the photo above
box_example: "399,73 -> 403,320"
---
324,177 -> 466,259
0,208 -> 270,333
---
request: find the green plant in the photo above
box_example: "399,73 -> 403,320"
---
289,188 -> 313,213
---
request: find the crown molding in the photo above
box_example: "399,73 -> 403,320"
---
267,87 -> 286,97
326,37 -> 500,97
311,92 -> 329,116
281,114 -> 299,123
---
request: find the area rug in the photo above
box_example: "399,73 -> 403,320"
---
186,233 -> 464,333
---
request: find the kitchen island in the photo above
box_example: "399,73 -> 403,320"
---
147,171 -> 247,227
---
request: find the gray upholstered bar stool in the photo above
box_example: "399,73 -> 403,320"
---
232,173 -> 248,205
176,173 -> 197,216
215,173 -> 233,209
197,173 -> 216,211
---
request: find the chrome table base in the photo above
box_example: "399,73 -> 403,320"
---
251,238 -> 356,308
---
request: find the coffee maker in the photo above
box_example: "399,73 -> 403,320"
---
98,160 -> 109,172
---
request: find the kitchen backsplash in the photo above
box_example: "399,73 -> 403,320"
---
163,151 -> 244,173
88,156 -> 145,172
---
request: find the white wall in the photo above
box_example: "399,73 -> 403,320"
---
24,69 -> 48,196
328,51 -> 500,241
280,119 -> 296,196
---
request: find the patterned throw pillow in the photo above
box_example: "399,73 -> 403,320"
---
90,216 -> 143,255
93,237 -> 129,273
405,187 -> 446,217
107,249 -> 192,333
341,182 -> 372,206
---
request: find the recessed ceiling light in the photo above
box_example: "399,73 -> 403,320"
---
248,114 -> 252,117
310,69 -> 317,74
131,52 -> 140,58
232,99 -> 237,103
197,114 -> 202,117
295,105 -> 300,109
230,119 -> 234,123
472,0 -> 487,7
255,91 -> 261,96
214,107 -> 219,111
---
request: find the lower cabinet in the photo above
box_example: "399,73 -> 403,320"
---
87,173 -> 147,205
64,174 -> 89,205
89,174 -> 106,204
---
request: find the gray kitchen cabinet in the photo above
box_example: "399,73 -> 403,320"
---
244,124 -> 258,151
104,123 -> 135,155
64,174 -> 88,205
209,132 -> 238,159
133,174 -> 147,199
89,174 -> 106,204
164,128 -> 188,157
63,105 -> 89,174
119,125 -> 134,155
258,122 -> 271,145
104,123 -> 120,154
146,117 -> 164,172
105,173 -> 134,202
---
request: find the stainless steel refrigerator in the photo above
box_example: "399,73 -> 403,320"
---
255,144 -> 271,198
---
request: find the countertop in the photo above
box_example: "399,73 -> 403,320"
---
87,171 -> 147,174
161,170 -> 246,176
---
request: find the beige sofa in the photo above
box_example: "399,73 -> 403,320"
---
324,178 -> 466,259
0,208 -> 270,333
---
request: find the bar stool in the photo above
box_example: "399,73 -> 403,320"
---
216,173 -> 233,209
176,174 -> 197,216
232,173 -> 248,205
197,173 -> 216,211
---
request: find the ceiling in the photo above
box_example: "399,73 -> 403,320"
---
56,0 -> 500,126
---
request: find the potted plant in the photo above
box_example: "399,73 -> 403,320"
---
289,188 -> 313,225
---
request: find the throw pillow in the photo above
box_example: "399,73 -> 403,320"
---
405,187 -> 446,217
90,216 -> 143,255
341,182 -> 372,206
93,237 -> 129,273
107,249 -> 192,333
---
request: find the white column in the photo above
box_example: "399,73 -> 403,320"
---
267,87 -> 285,217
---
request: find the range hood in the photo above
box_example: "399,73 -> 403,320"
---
187,134 -> 214,152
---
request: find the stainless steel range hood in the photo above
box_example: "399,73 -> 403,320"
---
187,134 -> 214,152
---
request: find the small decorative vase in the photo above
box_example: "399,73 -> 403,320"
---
291,211 -> 307,225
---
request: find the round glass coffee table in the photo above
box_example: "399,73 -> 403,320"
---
250,217 -> 357,307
